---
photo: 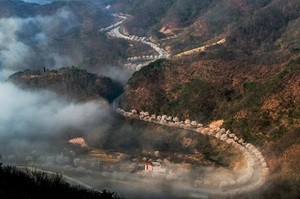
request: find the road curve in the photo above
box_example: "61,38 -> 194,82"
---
117,109 -> 269,197
102,11 -> 269,198
101,13 -> 169,70
16,166 -> 93,189
108,26 -> 169,59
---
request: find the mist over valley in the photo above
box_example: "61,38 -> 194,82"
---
1,0 -> 300,199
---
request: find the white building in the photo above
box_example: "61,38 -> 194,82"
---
144,162 -> 166,174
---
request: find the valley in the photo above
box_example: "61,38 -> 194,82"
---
0,114 -> 263,198
104,13 -> 170,70
1,0 -> 300,199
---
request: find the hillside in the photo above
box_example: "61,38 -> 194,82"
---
114,1 -> 300,198
0,0 -> 157,69
0,164 -> 121,199
121,54 -> 300,199
8,67 -> 123,103
1,0 -> 300,198
121,55 -> 299,139
113,0 -> 300,59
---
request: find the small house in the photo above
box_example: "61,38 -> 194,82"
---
144,162 -> 166,174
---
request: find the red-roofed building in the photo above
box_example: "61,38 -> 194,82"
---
144,162 -> 166,174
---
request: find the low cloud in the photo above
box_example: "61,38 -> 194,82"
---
0,81 -> 112,152
0,3 -> 120,154
0,7 -> 81,74
92,65 -> 133,86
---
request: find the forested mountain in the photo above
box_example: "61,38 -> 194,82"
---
9,67 -> 123,103
1,0 -> 300,198
114,0 -> 300,58
118,0 -> 300,142
0,0 -> 151,69
116,0 -> 300,198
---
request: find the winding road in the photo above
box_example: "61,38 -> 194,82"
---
107,25 -> 169,59
16,166 -> 93,189
102,13 -> 169,70
117,109 -> 269,197
104,12 -> 269,198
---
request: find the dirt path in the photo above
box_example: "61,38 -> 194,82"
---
175,38 -> 226,57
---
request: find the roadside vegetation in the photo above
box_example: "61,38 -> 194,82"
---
0,164 -> 123,199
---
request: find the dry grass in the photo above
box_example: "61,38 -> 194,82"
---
79,149 -> 120,163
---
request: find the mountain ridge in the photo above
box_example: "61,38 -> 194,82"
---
8,67 -> 123,103
114,1 -> 300,197
1,0 -> 300,198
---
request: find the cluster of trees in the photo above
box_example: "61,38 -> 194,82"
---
124,59 -> 218,123
115,0 -> 214,37
227,0 -> 300,54
9,67 -> 123,103
122,54 -> 300,147
114,0 -> 300,60
228,7 -> 287,52
0,0 -> 71,18
0,164 -> 122,199
94,111 -> 240,168
169,0 -> 213,25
